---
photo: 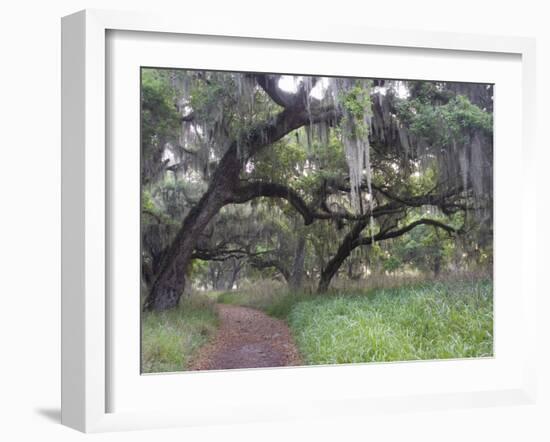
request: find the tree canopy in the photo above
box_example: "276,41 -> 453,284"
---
140,68 -> 493,311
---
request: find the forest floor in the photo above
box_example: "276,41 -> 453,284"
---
142,279 -> 493,373
189,304 -> 302,370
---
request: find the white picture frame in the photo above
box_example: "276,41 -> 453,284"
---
61,9 -> 537,433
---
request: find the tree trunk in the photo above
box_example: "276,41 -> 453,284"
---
347,260 -> 354,279
143,82 -> 342,311
226,259 -> 242,291
213,264 -> 226,291
143,104 -> 327,310
143,145 -> 241,311
289,234 -> 306,291
433,255 -> 441,277
317,217 -> 458,293
318,219 -> 367,293
318,250 -> 346,293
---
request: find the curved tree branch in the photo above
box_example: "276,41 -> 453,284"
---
229,177 -> 466,228
353,218 -> 458,248
229,182 -> 315,225
252,74 -> 321,109
318,216 -> 459,292
253,74 -> 301,108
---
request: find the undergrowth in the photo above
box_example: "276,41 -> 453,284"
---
218,279 -> 493,365
141,295 -> 218,373
288,280 -> 493,364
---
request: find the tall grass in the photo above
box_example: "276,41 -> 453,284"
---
145,278 -> 492,372
141,295 -> 218,373
287,280 -> 493,365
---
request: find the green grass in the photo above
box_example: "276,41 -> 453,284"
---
264,292 -> 312,318
218,279 -> 493,365
141,295 -> 218,373
286,280 -> 493,365
144,279 -> 492,372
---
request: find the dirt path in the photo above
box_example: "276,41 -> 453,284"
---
189,304 -> 302,370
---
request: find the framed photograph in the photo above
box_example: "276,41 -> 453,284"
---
61,9 -> 537,432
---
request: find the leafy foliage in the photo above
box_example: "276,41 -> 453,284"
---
398,94 -> 493,145
140,69 -> 493,301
